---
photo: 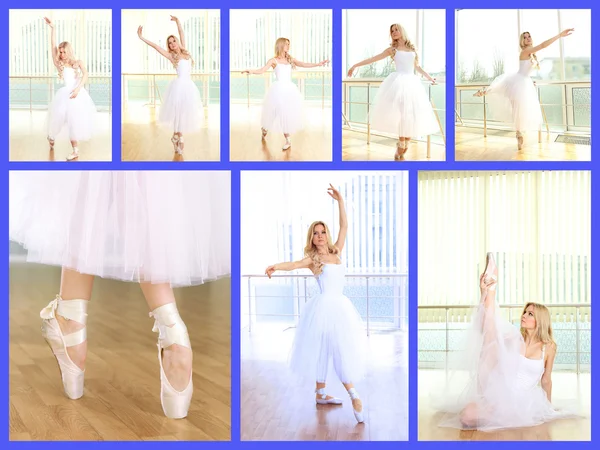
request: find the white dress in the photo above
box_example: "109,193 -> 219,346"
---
9,171 -> 230,288
436,300 -> 578,431
370,51 -> 439,137
46,67 -> 97,142
485,59 -> 543,131
159,58 -> 204,134
289,263 -> 367,383
261,63 -> 304,134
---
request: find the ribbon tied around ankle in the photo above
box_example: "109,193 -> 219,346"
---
40,295 -> 61,320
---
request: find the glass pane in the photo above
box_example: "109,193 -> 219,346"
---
572,86 -> 591,127
422,10 -> 446,79
520,10 -> 561,80
560,9 -> 591,81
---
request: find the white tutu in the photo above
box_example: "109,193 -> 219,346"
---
370,51 -> 439,137
9,171 -> 230,288
485,60 -> 543,131
289,263 -> 367,383
261,64 -> 304,134
434,298 -> 581,431
159,59 -> 204,134
46,67 -> 96,142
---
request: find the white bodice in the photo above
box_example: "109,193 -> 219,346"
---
394,51 -> 416,75
518,59 -> 536,76
176,58 -> 192,78
274,63 -> 293,82
62,67 -> 79,89
316,263 -> 346,296
515,347 -> 545,390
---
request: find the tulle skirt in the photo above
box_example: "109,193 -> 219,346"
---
370,72 -> 439,137
46,85 -> 97,142
434,301 -> 580,431
159,76 -> 204,134
289,292 -> 367,383
261,80 -> 304,134
9,171 -> 230,287
486,73 -> 543,131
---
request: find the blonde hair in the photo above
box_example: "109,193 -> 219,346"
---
166,34 -> 194,68
303,221 -> 339,276
274,37 -> 295,68
520,32 -> 540,70
520,302 -> 556,349
55,41 -> 81,80
390,23 -> 419,64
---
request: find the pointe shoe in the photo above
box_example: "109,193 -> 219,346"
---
483,252 -> 498,291
516,131 -> 524,150
176,136 -> 184,154
40,295 -> 88,399
47,136 -> 55,150
149,303 -> 193,419
282,138 -> 291,150
394,141 -> 405,160
315,387 -> 343,405
473,88 -> 486,97
66,147 -> 79,161
171,135 -> 180,152
348,388 -> 364,423
261,128 -> 268,139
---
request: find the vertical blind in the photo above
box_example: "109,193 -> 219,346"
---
9,10 -> 112,76
418,171 -> 591,306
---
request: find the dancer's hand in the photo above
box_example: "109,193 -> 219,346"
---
265,265 -> 276,278
44,17 -> 54,28
327,183 -> 342,202
560,28 -> 575,38
431,78 -> 437,85
69,87 -> 80,99
479,273 -> 496,291
319,59 -> 330,67
170,15 -> 179,23
347,66 -> 356,77
241,70 -> 250,75
137,26 -> 144,39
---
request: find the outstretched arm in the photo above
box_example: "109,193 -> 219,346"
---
44,17 -> 59,68
347,48 -> 394,77
138,26 -> 173,61
242,59 -> 276,75
293,58 -> 329,68
541,343 -> 557,402
171,15 -> 186,49
265,257 -> 313,278
328,184 -> 347,253
415,60 -> 437,84
525,29 -> 574,55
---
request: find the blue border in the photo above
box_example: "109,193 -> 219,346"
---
3,1 -> 597,447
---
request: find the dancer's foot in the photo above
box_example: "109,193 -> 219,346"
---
483,252 -> 498,291
40,295 -> 88,399
315,387 -> 343,405
176,136 -> 184,154
162,344 -> 193,391
47,136 -> 55,150
171,134 -> 180,153
348,388 -> 364,423
394,141 -> 405,160
473,88 -> 486,97
516,131 -> 524,150
66,148 -> 79,161
261,128 -> 268,140
282,137 -> 291,151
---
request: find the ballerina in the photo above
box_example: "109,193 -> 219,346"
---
264,184 -> 367,423
242,38 -> 329,151
138,15 -> 203,155
347,23 -> 439,160
9,171 -> 231,419
44,17 -> 97,161
473,29 -> 574,150
436,253 -> 578,431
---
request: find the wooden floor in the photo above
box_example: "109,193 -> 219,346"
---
455,126 -> 591,161
9,110 -> 112,162
241,326 -> 408,441
230,105 -> 332,161
418,369 -> 591,441
342,129 -> 445,161
121,105 -> 220,162
9,263 -> 230,441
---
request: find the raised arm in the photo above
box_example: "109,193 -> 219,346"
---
171,15 -> 186,49
265,257 -> 313,278
241,58 -> 276,75
327,184 -> 347,253
347,48 -> 394,77
524,29 -> 574,56
293,58 -> 329,69
44,17 -> 59,68
138,26 -> 173,61
541,343 -> 557,402
414,58 -> 437,85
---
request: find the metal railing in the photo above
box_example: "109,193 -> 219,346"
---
342,78 -> 446,159
121,73 -> 219,108
418,303 -> 591,373
242,273 -> 408,336
231,70 -> 332,109
456,80 -> 591,139
9,75 -> 112,112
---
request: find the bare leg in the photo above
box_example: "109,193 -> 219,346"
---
57,267 -> 94,369
140,282 -> 192,391
67,140 -> 79,161
516,130 -> 523,150
315,381 -> 337,401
